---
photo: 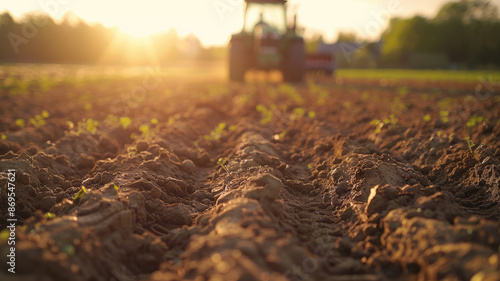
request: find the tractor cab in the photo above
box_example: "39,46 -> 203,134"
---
243,1 -> 286,35
229,0 -> 305,82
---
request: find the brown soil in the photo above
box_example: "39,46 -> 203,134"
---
1,73 -> 500,281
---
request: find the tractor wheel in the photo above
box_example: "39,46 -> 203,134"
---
229,39 -> 247,82
283,39 -> 306,82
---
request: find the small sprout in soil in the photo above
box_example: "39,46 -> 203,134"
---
44,212 -> 56,219
229,125 -> 237,132
41,110 -> 49,119
308,111 -> 317,119
193,140 -> 199,148
466,115 -> 485,127
150,118 -> 159,125
256,104 -> 273,125
383,114 -> 397,125
74,186 -> 88,202
467,228 -> 473,235
370,119 -> 381,127
423,114 -> 432,122
370,119 -> 385,135
291,107 -> 306,120
205,123 -> 227,141
370,118 -> 388,135
113,184 -> 120,192
15,119 -> 25,128
436,130 -> 443,137
83,103 -> 92,111
139,124 -> 151,138
307,164 -> 313,170
85,119 -> 99,134
440,111 -> 449,123
168,116 -> 175,126
120,117 -> 132,129
465,137 -> 476,153
217,157 -> 229,173
1,134 -> 6,140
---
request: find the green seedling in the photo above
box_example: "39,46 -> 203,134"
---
150,118 -> 159,125
1,134 -> 6,140
308,111 -> 317,119
217,158 -> 229,173
256,104 -> 273,125
74,186 -> 87,203
423,114 -> 432,122
307,164 -> 313,170
113,184 -> 120,192
370,119 -> 384,135
383,114 -> 397,125
205,123 -> 227,141
139,124 -> 151,138
466,115 -> 485,127
291,107 -> 306,120
193,140 -> 199,148
229,125 -> 236,132
436,130 -> 443,137
84,103 -> 92,111
15,119 -> 25,128
119,117 -> 132,129
465,137 -> 475,153
440,111 -> 449,123
29,115 -> 46,127
41,110 -> 49,119
44,212 -> 56,219
85,119 -> 99,134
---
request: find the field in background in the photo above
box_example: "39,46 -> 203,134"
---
336,69 -> 500,82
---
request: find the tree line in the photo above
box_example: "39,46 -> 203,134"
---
343,0 -> 500,69
0,12 -> 224,65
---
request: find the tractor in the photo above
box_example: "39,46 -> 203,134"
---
229,0 -> 306,82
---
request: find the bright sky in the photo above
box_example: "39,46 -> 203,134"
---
2,0 -> 500,46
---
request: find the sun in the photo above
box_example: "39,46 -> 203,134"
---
118,22 -> 158,37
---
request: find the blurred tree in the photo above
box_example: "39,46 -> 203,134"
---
0,12 -> 212,65
380,0 -> 500,68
